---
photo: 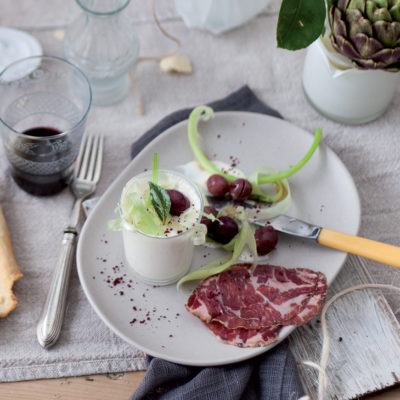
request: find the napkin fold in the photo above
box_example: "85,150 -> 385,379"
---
130,85 -> 281,159
129,85 -> 305,400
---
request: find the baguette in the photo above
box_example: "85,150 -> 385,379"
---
0,205 -> 23,317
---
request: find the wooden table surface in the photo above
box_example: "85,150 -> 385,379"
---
1,2 -> 399,400
0,371 -> 399,399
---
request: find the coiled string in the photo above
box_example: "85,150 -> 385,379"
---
298,283 -> 400,400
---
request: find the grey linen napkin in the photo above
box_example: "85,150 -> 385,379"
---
129,85 -> 305,400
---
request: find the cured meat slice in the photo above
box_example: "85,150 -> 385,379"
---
282,272 -> 327,326
186,263 -> 324,330
203,320 -> 280,348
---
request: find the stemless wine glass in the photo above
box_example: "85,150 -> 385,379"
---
0,55 -> 92,196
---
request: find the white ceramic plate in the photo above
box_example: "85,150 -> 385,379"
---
77,112 -> 361,366
0,27 -> 43,81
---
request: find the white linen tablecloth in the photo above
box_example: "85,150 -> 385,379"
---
1,0 -> 399,383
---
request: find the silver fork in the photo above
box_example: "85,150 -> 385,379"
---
37,133 -> 104,349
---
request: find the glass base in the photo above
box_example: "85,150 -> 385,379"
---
129,266 -> 190,287
302,84 -> 388,125
90,74 -> 130,106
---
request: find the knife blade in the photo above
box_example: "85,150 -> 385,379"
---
206,196 -> 400,269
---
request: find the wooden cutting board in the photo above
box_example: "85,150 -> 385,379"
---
289,254 -> 400,399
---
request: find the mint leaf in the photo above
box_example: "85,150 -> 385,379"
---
277,0 -> 326,50
149,181 -> 171,224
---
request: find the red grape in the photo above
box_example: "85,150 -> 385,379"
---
208,216 -> 239,244
166,189 -> 190,216
201,205 -> 218,230
207,174 -> 229,196
255,225 -> 278,255
230,178 -> 252,201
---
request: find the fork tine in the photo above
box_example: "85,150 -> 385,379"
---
79,134 -> 95,180
74,133 -> 89,178
92,135 -> 104,183
85,134 -> 103,182
85,135 -> 98,181
76,134 -> 93,180
74,133 -> 104,182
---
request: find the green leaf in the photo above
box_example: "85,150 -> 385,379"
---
277,0 -> 326,50
149,181 -> 171,224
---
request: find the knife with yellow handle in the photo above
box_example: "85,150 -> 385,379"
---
207,196 -> 400,268
267,214 -> 400,268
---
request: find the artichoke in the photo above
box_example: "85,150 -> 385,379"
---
329,0 -> 400,71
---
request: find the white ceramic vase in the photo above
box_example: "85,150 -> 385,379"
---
302,37 -> 399,124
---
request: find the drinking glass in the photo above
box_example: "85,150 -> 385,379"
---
119,170 -> 204,286
63,0 -> 140,106
0,55 -> 92,196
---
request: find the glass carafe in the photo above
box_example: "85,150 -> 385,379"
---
63,0 -> 139,106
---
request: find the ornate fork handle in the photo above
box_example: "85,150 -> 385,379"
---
36,228 -> 77,349
36,197 -> 85,348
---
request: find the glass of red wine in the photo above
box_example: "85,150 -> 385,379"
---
0,55 -> 92,196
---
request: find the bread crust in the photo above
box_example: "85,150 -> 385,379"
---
0,205 -> 23,318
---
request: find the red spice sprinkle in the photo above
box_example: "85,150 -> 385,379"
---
130,318 -> 137,324
139,320 -> 146,324
113,277 -> 123,286
103,259 -> 107,262
169,334 -> 173,338
133,306 -> 137,311
119,291 -> 124,296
